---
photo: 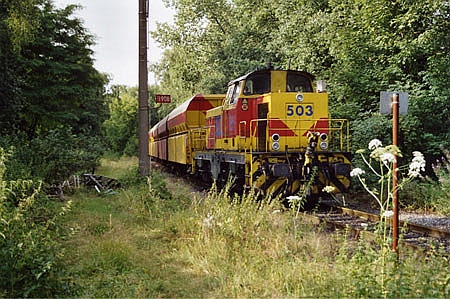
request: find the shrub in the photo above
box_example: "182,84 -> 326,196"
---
400,146 -> 450,215
0,128 -> 105,184
0,148 -> 74,297
30,128 -> 105,182
432,146 -> 450,200
102,86 -> 138,156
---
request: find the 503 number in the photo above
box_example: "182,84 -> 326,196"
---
286,104 -> 313,117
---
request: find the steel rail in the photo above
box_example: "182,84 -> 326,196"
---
337,207 -> 450,239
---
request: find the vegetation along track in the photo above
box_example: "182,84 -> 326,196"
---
305,203 -> 450,254
154,162 -> 450,253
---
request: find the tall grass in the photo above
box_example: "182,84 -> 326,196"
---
62,158 -> 450,298
176,181 -> 450,298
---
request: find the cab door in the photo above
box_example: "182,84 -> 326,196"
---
257,103 -> 268,151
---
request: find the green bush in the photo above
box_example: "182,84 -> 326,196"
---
0,148 -> 75,297
136,171 -> 178,217
401,146 -> 450,215
30,128 -> 105,181
0,134 -> 34,181
350,112 -> 392,154
102,86 -> 138,156
0,128 -> 105,183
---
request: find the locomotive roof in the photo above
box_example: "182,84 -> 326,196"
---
228,69 -> 315,86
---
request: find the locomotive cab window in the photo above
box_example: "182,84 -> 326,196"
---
243,72 -> 271,95
286,73 -> 313,92
227,83 -> 241,105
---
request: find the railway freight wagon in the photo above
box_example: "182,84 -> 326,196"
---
149,94 -> 225,169
150,69 -> 351,200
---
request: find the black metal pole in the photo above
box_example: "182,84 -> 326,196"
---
138,0 -> 150,176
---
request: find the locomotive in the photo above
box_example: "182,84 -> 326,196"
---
149,68 -> 351,200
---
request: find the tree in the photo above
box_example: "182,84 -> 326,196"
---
152,0 -> 450,160
325,0 -> 450,157
18,2 -> 108,139
0,0 -> 42,134
103,84 -> 163,156
0,0 -> 109,182
103,86 -> 139,156
0,0 -> 42,50
151,0 -> 284,103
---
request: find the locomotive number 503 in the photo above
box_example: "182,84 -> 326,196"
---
286,104 -> 313,117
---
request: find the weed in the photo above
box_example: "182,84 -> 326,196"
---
399,145 -> 450,215
61,156 -> 450,298
0,148 -> 74,297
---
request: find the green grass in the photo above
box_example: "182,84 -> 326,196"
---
401,179 -> 450,215
61,157 -> 450,298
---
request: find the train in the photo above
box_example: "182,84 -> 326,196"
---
149,68 -> 351,201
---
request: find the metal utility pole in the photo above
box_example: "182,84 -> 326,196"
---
392,93 -> 399,254
138,0 -> 150,176
380,91 -> 408,255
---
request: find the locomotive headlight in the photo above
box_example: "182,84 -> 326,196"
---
296,93 -> 304,102
319,133 -> 328,150
271,133 -> 280,142
272,141 -> 280,151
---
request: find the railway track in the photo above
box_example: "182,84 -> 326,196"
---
303,203 -> 450,254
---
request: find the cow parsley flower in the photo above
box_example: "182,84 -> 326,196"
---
322,186 -> 336,193
382,210 -> 394,218
370,147 -> 386,160
350,168 -> 365,177
286,195 -> 301,202
202,214 -> 214,229
408,151 -> 426,178
368,139 -> 383,150
380,152 -> 396,164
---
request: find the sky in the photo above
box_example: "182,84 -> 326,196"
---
52,0 -> 174,86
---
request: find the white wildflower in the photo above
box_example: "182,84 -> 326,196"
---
350,168 -> 365,177
408,151 -> 426,178
286,195 -> 301,201
412,151 -> 422,158
322,186 -> 336,194
382,210 -> 394,218
202,214 -> 214,229
412,151 -> 426,166
370,147 -> 386,160
368,139 -> 383,150
380,152 -> 396,164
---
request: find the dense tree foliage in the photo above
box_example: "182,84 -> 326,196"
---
102,85 -> 162,157
0,0 -> 108,182
152,0 -> 450,160
0,2 -> 110,296
18,3 -> 108,139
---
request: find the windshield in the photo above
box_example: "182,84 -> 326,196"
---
286,73 -> 313,92
243,72 -> 271,95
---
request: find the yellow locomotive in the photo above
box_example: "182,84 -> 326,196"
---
149,68 -> 351,200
